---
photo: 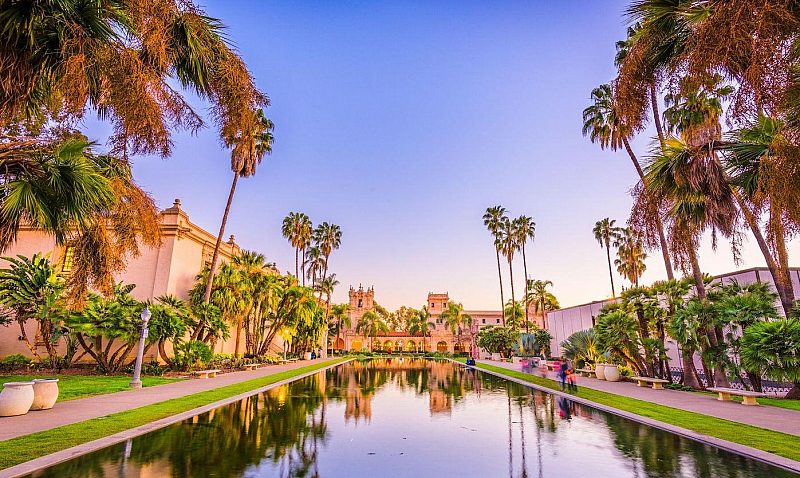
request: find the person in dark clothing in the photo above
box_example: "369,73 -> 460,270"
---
558,357 -> 568,391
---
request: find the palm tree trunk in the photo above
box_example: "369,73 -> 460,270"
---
496,249 -> 505,325
301,248 -> 306,286
680,348 -> 702,389
623,137 -> 674,280
605,241 -> 616,298
650,85 -> 667,150
522,243 -> 530,333
203,172 -> 239,303
770,203 -> 796,314
234,315 -> 243,357
295,248 -> 299,281
507,258 -> 516,327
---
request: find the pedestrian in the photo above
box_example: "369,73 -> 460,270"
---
558,356 -> 568,391
567,368 -> 578,392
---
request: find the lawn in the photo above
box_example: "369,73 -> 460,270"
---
0,375 -> 180,401
0,358 -> 347,470
462,360 -> 800,463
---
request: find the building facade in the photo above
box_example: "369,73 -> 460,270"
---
0,199 -> 282,360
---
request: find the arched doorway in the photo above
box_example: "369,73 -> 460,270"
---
436,341 -> 448,353
351,340 -> 362,352
373,341 -> 383,352
453,342 -> 464,354
333,338 -> 345,350
405,340 -> 416,352
384,340 -> 394,353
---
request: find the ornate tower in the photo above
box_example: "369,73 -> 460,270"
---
348,284 -> 375,329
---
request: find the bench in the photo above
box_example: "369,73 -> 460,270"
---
192,369 -> 222,379
576,368 -> 594,377
707,387 -> 767,406
242,363 -> 262,371
630,376 -> 669,390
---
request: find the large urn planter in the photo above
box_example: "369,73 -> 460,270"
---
491,353 -> 502,361
0,381 -> 35,417
603,364 -> 621,382
30,379 -> 59,411
303,352 -> 312,360
594,364 -> 607,380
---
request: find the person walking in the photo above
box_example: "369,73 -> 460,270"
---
558,357 -> 568,391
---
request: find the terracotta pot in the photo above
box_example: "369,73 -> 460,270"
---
604,364 -> 621,382
0,381 -> 35,417
594,363 -> 607,380
30,378 -> 60,410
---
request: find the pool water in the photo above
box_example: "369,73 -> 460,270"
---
24,359 -> 798,477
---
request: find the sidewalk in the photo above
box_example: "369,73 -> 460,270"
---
478,359 -> 800,437
0,359 -> 323,442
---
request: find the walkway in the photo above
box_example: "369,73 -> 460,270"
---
478,359 -> 800,437
0,359 -> 324,442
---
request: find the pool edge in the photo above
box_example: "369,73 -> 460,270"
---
0,358 -> 352,478
455,359 -> 800,475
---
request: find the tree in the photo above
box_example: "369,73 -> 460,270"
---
593,218 -> 622,298
329,304 -> 351,354
582,84 -> 674,280
560,329 -> 601,367
203,109 -> 273,304
440,302 -> 472,349
512,215 -> 536,332
527,279 -> 558,329
0,253 -> 64,362
654,278 -> 701,388
0,0 -> 267,158
614,227 -> 647,288
741,318 -> 800,399
477,326 -> 519,358
483,206 -> 507,320
355,311 -> 387,352
595,306 -> 646,375
497,216 -> 519,326
303,246 -> 326,288
503,300 -> 524,330
312,222 -> 342,291
282,212 -> 313,284
315,274 -> 339,358
407,307 -> 434,353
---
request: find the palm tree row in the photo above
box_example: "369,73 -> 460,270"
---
482,206 -> 536,330
592,219 -> 648,294
582,0 -> 800,388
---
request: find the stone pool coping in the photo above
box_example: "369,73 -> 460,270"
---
0,358 -> 352,478
456,359 -> 800,474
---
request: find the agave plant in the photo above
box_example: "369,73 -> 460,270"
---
560,329 -> 601,367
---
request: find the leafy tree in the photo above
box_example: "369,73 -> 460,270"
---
355,311 -> 388,352
560,329 -> 601,367
477,326 -> 519,358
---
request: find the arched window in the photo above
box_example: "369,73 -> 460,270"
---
351,340 -> 362,351
437,341 -> 448,353
405,340 -> 416,352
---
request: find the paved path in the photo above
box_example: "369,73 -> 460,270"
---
478,360 -> 800,437
0,360 -> 327,442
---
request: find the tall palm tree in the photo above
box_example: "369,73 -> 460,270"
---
282,212 -> 313,283
315,274 -> 339,358
312,222 -> 342,293
483,206 -> 507,317
593,218 -> 622,298
527,280 -> 555,330
614,228 -> 647,288
512,215 -> 536,332
582,83 -> 674,280
303,246 -> 326,288
503,299 -> 524,330
497,216 -> 518,326
329,303 -> 351,353
203,109 -> 274,304
439,302 -> 473,349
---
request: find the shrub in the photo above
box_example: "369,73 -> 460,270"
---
0,353 -> 32,371
172,340 -> 213,371
142,361 -> 166,376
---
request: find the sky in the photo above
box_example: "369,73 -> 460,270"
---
83,0 -> 800,310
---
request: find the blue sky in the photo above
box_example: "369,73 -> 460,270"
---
84,1 -> 799,310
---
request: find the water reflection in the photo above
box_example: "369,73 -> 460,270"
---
24,359 -> 797,478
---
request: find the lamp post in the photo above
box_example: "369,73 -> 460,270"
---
130,306 -> 151,389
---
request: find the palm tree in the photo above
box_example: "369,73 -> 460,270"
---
0,0 -> 267,159
282,212 -> 313,283
483,206 -> 507,317
315,274 -> 339,358
355,311 -> 387,352
203,109 -> 273,304
527,280 -> 555,330
303,246 -> 326,288
312,222 -> 342,293
614,228 -> 647,288
497,216 -> 518,326
512,215 -> 536,332
330,303 -> 351,353
582,84 -> 674,280
503,300 -> 524,330
439,302 -> 473,349
593,218 -> 622,298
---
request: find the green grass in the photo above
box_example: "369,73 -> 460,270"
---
463,360 -> 800,462
0,358 -> 346,470
0,375 -> 180,401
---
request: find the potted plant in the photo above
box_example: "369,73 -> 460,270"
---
604,363 -> 621,382
594,363 -> 607,380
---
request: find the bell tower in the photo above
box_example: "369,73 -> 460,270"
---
348,284 -> 374,329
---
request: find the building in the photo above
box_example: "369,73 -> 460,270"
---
0,199 -> 282,359
546,267 -> 800,359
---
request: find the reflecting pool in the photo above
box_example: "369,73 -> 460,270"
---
23,359 -> 797,477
